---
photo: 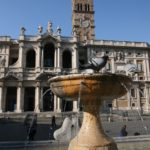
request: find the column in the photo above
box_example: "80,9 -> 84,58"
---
72,46 -> 78,73
0,85 -> 3,113
143,59 -> 147,80
111,58 -> 115,73
36,45 -> 41,68
73,101 -> 78,112
19,43 -> 24,68
57,97 -> 61,112
145,52 -> 150,80
127,92 -> 131,109
34,82 -> 40,112
54,48 -> 57,69
57,44 -> 61,72
40,88 -> 43,112
41,46 -> 44,68
136,87 -> 141,110
145,85 -> 150,113
16,82 -> 23,113
53,95 -> 57,112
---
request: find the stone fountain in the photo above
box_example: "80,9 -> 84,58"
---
49,73 -> 132,150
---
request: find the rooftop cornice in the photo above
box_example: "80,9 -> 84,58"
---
92,40 -> 149,48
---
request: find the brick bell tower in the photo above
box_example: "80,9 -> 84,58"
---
72,0 -> 95,42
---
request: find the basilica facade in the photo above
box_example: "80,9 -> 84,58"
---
0,0 -> 150,114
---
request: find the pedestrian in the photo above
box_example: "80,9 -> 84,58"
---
120,125 -> 128,137
52,116 -> 56,128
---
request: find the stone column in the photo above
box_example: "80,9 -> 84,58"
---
53,95 -> 57,112
57,44 -> 62,72
111,58 -> 115,73
40,88 -> 43,112
0,82 -> 4,113
57,97 -> 61,112
35,82 -> 40,112
127,92 -> 131,109
136,87 -> 141,110
54,48 -> 57,68
72,46 -> 78,73
36,45 -> 41,68
145,53 -> 150,80
19,43 -> 24,68
41,46 -> 44,68
145,84 -> 150,113
16,82 -> 23,113
73,101 -> 78,112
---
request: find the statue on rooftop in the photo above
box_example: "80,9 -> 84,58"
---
47,21 -> 53,34
20,27 -> 26,36
38,25 -> 43,34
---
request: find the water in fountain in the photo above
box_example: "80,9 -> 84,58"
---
120,82 -> 148,135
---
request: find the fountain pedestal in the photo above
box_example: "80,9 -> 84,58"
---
49,74 -> 132,150
69,99 -> 117,150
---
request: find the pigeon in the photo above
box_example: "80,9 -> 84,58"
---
79,55 -> 109,72
124,63 -> 141,75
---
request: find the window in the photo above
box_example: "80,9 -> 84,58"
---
131,89 -> 136,98
137,60 -> 143,71
85,4 -> 90,11
62,50 -> 72,68
43,43 -> 55,67
26,49 -> 35,68
139,88 -> 145,98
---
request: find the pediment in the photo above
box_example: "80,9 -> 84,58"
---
38,33 -> 59,43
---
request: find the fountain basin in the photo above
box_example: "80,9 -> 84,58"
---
49,73 -> 132,150
49,73 -> 132,101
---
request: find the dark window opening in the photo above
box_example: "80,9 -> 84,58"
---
85,4 -> 90,11
44,43 -> 55,67
24,87 -> 35,111
62,50 -> 72,68
26,49 -> 36,68
6,87 -> 17,112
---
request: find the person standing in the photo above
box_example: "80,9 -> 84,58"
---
120,125 -> 128,137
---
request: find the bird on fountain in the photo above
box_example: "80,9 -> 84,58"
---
79,55 -> 109,72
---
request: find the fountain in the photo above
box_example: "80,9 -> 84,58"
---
49,73 -> 132,150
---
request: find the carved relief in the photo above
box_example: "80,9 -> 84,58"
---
115,51 -> 125,62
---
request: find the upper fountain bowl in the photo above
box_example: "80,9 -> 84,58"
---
49,73 -> 132,101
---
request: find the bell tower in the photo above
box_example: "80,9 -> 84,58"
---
72,0 -> 95,42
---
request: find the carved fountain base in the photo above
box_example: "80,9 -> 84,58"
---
68,99 -> 118,150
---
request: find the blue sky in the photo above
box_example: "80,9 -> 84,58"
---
0,0 -> 150,43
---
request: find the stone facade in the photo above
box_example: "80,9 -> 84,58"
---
0,0 -> 150,114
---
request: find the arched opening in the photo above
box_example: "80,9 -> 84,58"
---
62,50 -> 72,68
43,43 -> 55,67
26,49 -> 36,68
